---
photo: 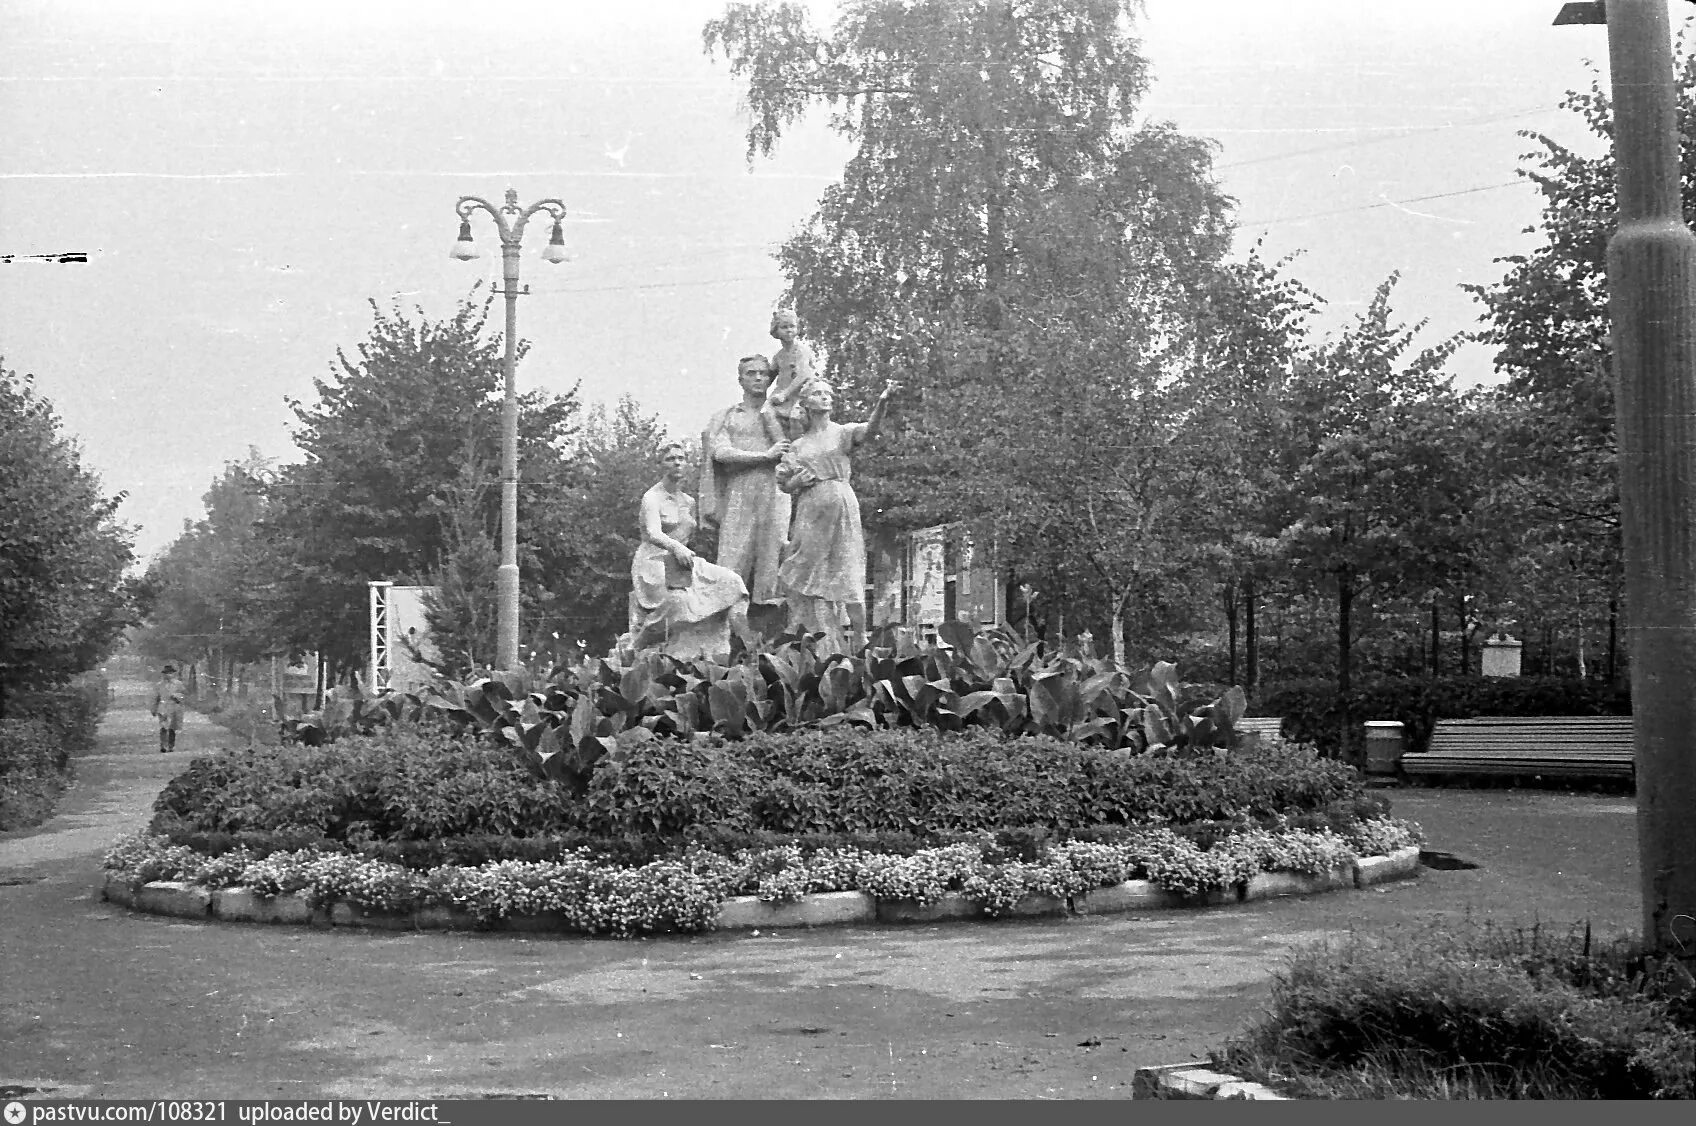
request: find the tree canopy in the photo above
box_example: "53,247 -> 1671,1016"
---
0,363 -> 137,713
257,289 -> 584,677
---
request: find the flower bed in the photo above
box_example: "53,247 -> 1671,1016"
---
104,816 -> 1424,937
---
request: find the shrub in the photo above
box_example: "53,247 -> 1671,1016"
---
11,684 -> 104,753
0,680 -> 112,829
582,727 -> 1362,839
156,720 -> 1364,847
1214,920 -> 1695,1099
0,717 -> 70,830
151,723 -> 576,840
1261,675 -> 1631,759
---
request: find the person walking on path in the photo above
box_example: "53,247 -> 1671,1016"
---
150,664 -> 186,753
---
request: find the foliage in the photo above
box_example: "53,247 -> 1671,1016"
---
152,724 -> 575,841
11,682 -> 106,754
149,794 -> 1416,875
0,677 -> 105,828
136,450 -> 289,676
1452,47 -> 1696,680
1185,246 -> 1326,688
151,705 -> 1359,849
703,0 -> 1237,655
257,289 -> 585,678
1261,674 -> 1631,759
1262,276 -> 1475,702
106,814 -> 1420,936
0,718 -> 69,831
1213,920 -> 1696,1099
0,363 -> 138,715
527,395 -> 677,657
263,625 -> 1255,807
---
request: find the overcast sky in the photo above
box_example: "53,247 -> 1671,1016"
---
1,0 -> 1647,562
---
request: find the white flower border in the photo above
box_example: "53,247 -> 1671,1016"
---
102,817 -> 1425,937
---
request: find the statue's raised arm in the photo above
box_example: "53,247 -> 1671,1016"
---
775,378 -> 898,653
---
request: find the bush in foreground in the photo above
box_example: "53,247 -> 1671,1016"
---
1213,920 -> 1695,1099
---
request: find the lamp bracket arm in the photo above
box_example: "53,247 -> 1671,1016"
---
456,195 -> 513,241
511,198 -> 568,240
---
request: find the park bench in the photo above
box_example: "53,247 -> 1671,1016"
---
1402,715 -> 1635,782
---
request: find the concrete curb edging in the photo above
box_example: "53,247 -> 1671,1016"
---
102,845 -> 1422,935
1355,844 -> 1422,887
1132,1063 -> 1289,1100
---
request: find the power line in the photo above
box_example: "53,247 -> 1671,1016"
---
1239,180 -> 1526,228
531,273 -> 779,296
1214,106 -> 1557,171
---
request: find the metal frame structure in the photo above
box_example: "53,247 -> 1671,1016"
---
368,581 -> 393,691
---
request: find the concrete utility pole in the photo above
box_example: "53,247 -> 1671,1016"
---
1562,0 -> 1696,960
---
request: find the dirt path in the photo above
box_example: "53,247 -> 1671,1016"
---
0,688 -> 1643,1100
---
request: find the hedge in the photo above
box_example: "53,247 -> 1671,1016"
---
151,724 -> 1366,846
150,789 -> 1398,872
1260,675 -> 1631,759
0,683 -> 105,831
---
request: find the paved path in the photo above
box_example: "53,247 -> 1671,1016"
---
0,687 -> 1642,1100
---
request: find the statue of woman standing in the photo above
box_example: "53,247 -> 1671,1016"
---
775,378 -> 898,653
629,442 -> 750,659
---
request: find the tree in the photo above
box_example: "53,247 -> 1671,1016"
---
0,363 -> 137,715
1181,246 -> 1325,689
1458,47 -> 1696,669
1265,278 -> 1476,714
139,449 -> 288,686
260,289 -> 583,679
532,396 -> 677,656
706,0 -> 1237,651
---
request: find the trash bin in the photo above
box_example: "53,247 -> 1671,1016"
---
1363,721 -> 1405,775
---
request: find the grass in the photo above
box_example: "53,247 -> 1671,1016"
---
1212,917 -> 1696,1099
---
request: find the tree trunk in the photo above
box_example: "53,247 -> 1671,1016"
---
1337,571 -> 1354,763
1112,600 -> 1127,671
1608,597 -> 1619,682
1223,580 -> 1239,685
1458,593 -> 1473,675
1245,575 -> 1259,695
1431,594 -> 1441,677
982,1 -> 1011,331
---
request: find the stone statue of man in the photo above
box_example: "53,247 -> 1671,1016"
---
699,354 -> 793,606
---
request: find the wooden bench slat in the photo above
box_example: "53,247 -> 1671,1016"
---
1418,752 -> 1634,760
1407,715 -> 1636,781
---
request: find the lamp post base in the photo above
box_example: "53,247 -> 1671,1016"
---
496,562 -> 520,671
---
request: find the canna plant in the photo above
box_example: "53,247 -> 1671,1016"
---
281,623 -> 1253,788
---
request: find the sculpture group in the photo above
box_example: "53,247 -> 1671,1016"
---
627,309 -> 897,658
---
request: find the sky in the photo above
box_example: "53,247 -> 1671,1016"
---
0,0 -> 1649,564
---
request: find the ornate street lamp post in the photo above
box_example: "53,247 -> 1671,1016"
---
450,188 -> 569,672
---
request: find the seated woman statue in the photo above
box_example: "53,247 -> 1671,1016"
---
775,377 -> 898,654
628,442 -> 750,659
